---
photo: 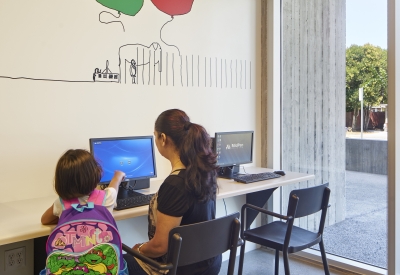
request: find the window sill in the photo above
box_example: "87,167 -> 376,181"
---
295,249 -> 387,275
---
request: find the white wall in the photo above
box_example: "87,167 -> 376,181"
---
0,0 -> 261,261
0,0 -> 261,202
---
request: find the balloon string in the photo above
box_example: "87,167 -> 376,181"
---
99,11 -> 125,32
160,17 -> 183,86
160,17 -> 181,56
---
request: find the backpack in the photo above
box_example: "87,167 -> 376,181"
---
40,189 -> 128,275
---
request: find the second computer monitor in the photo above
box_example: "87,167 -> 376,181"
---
89,136 -> 157,190
215,131 -> 254,178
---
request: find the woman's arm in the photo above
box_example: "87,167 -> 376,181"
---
41,205 -> 59,225
133,211 -> 182,258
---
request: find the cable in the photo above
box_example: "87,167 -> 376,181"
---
223,199 -> 227,216
128,180 -> 138,191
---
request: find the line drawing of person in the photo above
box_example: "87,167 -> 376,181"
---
118,42 -> 162,85
129,59 -> 137,84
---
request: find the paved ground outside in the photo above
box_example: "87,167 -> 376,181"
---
346,130 -> 387,140
321,171 -> 387,269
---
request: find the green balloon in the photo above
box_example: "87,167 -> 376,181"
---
96,0 -> 144,16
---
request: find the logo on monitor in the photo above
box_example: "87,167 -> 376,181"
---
232,143 -> 244,148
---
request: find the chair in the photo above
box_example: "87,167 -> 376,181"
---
238,183 -> 331,275
122,212 -> 241,275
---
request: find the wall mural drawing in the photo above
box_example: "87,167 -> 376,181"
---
160,17 -> 183,87
97,0 -> 144,16
97,0 -> 143,33
152,0 -> 195,86
151,0 -> 194,17
98,11 -> 126,32
117,42 -> 162,85
93,60 -> 119,82
0,0 -> 252,90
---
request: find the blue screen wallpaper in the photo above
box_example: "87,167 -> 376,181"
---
91,138 -> 156,183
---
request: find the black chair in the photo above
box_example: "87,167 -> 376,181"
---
122,212 -> 241,275
238,183 -> 331,275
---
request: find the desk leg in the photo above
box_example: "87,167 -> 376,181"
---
245,187 -> 277,227
34,236 -> 48,274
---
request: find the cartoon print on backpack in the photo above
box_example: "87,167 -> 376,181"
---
49,222 -> 115,252
46,243 -> 119,274
43,191 -> 126,275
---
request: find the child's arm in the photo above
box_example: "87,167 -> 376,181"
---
41,205 -> 59,225
107,170 -> 126,191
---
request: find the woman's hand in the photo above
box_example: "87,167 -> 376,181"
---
133,243 -> 141,251
133,243 -> 145,253
136,211 -> 182,258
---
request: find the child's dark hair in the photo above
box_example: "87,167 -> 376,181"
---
155,109 -> 218,201
54,149 -> 102,200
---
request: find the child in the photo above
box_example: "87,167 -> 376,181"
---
41,149 -> 125,224
40,149 -> 128,275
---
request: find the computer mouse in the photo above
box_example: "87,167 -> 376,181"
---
273,170 -> 286,176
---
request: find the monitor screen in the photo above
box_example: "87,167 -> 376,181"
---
215,131 -> 254,167
89,136 -> 157,184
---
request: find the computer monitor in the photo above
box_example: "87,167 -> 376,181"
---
214,131 -> 254,179
89,136 -> 157,190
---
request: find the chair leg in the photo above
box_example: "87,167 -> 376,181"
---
283,249 -> 290,275
274,249 -> 279,275
319,239 -> 331,275
238,241 -> 246,275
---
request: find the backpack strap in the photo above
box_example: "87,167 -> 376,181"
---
87,189 -> 106,205
59,197 -> 67,210
61,189 -> 106,210
61,197 -> 79,210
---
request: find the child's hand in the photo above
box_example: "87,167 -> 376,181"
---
108,170 -> 126,190
113,170 -> 126,182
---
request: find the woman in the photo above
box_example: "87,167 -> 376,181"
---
123,109 -> 220,275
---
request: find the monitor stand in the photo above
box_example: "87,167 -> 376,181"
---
129,178 -> 150,190
117,179 -> 150,200
217,165 -> 240,179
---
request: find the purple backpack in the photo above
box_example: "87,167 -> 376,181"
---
40,189 -> 128,275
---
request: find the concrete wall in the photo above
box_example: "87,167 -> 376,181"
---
280,0 -> 346,228
346,139 -> 388,175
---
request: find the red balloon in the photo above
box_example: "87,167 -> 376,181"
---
151,0 -> 194,17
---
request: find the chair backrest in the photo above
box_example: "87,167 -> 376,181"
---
288,182 -> 330,219
167,212 -> 240,272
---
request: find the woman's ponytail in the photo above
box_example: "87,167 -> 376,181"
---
155,109 -> 218,201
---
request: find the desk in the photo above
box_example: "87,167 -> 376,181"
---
0,167 -> 314,246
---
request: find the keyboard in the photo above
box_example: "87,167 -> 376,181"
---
232,172 -> 282,183
115,190 -> 155,210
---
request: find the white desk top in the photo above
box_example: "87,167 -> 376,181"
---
0,167 -> 313,246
